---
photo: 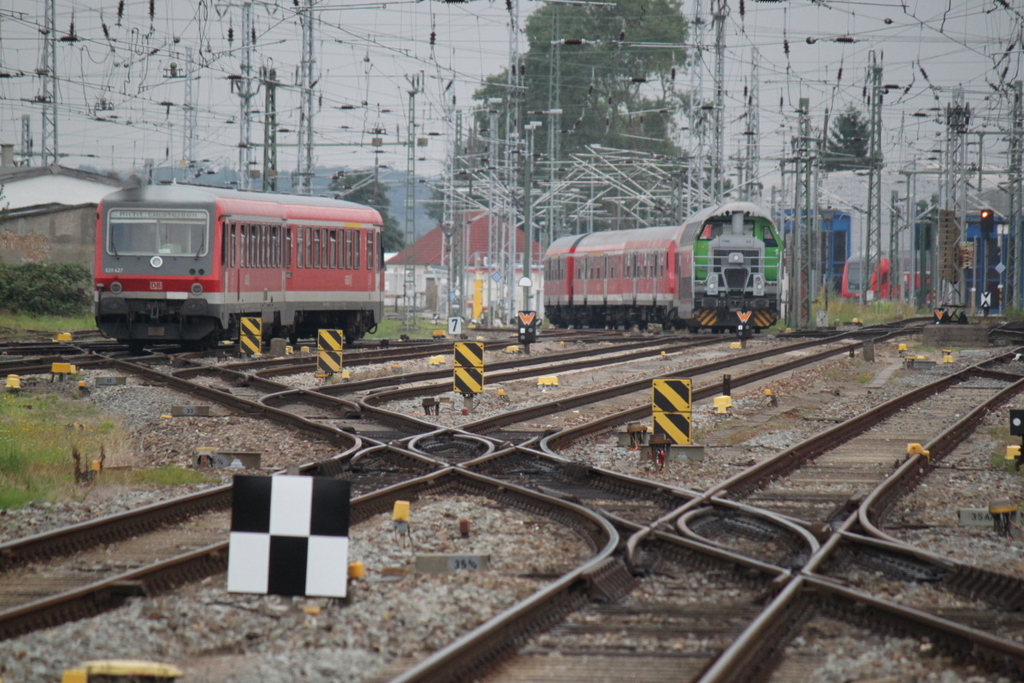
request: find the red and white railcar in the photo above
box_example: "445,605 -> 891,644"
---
543,201 -> 781,331
95,185 -> 384,351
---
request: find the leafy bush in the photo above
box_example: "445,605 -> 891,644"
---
0,262 -> 91,316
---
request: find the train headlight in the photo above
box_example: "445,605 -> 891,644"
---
706,277 -> 718,294
110,281 -> 122,294
753,274 -> 765,295
729,252 -> 744,264
191,283 -> 203,295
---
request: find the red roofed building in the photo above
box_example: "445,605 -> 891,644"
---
385,211 -> 544,320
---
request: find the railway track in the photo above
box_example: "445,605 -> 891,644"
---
7,322 -> 1024,682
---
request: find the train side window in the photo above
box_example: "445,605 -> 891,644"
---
284,227 -> 292,268
305,227 -> 313,268
321,227 -> 329,269
354,230 -> 361,270
270,226 -> 280,267
346,229 -> 354,269
312,228 -> 321,268
251,225 -> 258,267
367,231 -> 375,270
296,227 -> 304,268
229,223 -> 237,267
329,230 -> 338,268
240,225 -> 248,268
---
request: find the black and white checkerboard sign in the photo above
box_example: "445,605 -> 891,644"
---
227,475 -> 351,598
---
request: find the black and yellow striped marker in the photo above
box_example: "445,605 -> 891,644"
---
454,341 -> 484,395
240,317 -> 262,356
696,309 -> 717,327
652,378 -> 692,445
316,329 -> 344,377
317,329 -> 344,352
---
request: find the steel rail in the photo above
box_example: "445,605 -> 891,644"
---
0,467 -> 616,644
539,330 -> 909,453
693,350 -> 1024,682
858,371 -> 1024,541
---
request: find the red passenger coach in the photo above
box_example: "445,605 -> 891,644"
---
544,202 -> 781,332
95,185 -> 384,352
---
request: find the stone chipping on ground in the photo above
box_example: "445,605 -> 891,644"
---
0,494 -> 593,683
3,335 -> 1024,680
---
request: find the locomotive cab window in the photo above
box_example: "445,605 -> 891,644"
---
756,224 -> 779,247
107,209 -> 209,257
367,231 -> 375,270
698,223 -> 725,240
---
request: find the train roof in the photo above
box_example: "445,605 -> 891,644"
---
682,201 -> 774,228
546,224 -> 684,254
99,183 -> 376,212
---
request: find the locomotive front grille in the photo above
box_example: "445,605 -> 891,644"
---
712,249 -> 761,273
723,268 -> 748,290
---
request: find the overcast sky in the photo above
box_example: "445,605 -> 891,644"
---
0,0 -> 1020,190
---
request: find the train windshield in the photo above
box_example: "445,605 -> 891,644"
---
107,209 -> 209,257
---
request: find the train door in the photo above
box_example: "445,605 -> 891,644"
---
626,253 -> 634,301
282,226 -> 292,305
603,255 -> 609,303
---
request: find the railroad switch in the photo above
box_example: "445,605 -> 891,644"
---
625,422 -> 649,451
392,500 -> 413,549
906,443 -> 930,463
422,397 -> 440,416
1006,445 -> 1022,471
649,435 -> 672,472
537,375 -> 559,389
50,362 -> 76,381
989,498 -> 1019,537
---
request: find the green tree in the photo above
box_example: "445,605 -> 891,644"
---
823,106 -> 870,172
474,0 -> 689,158
328,173 -> 405,252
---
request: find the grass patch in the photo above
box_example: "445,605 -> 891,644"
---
0,311 -> 95,338
0,390 -> 208,509
814,299 -> 923,326
111,467 -> 219,487
366,316 -> 447,340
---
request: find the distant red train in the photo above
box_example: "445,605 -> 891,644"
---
95,185 -> 384,351
543,201 -> 781,332
841,256 -> 891,299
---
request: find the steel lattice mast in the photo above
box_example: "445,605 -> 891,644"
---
296,0 -> 315,195
41,0 -> 58,166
